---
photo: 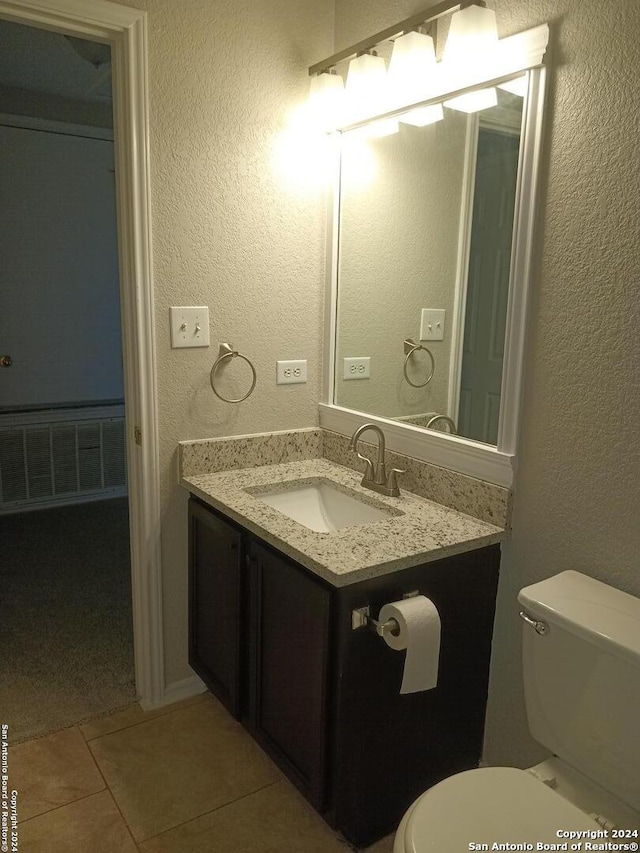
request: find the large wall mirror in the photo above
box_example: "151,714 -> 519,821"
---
336,84 -> 523,445
321,61 -> 548,486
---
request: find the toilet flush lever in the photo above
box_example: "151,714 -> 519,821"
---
519,611 -> 549,635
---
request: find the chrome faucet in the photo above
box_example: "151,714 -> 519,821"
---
348,423 -> 404,497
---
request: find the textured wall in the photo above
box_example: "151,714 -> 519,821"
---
334,0 -> 640,767
335,112 -> 467,419
113,0 -> 334,684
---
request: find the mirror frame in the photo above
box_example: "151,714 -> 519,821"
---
320,49 -> 548,488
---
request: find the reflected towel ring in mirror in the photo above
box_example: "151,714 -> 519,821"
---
210,343 -> 257,403
403,338 -> 435,388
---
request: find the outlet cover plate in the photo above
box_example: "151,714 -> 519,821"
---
276,359 -> 308,385
420,309 -> 445,341
343,357 -> 371,380
170,306 -> 210,348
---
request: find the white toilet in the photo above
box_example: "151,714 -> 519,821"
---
394,570 -> 640,850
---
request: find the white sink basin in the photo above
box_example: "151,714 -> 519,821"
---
251,478 -> 401,534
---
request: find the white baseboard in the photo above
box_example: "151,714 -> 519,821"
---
140,673 -> 207,711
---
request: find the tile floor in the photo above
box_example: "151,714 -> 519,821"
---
9,692 -> 395,852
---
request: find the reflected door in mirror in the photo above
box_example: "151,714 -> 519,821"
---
458,129 -> 520,444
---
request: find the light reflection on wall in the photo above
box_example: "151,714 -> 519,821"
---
271,103 -> 338,193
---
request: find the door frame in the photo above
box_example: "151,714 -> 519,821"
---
0,0 -> 164,707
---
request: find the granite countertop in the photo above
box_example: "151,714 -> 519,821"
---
182,458 -> 504,587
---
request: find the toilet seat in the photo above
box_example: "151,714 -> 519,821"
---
398,767 -> 601,853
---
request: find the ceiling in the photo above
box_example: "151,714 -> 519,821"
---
0,18 -> 112,103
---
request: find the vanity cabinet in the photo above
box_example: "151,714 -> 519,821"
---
188,496 -> 500,847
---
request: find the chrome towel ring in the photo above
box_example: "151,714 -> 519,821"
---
403,338 -> 435,388
210,343 -> 257,403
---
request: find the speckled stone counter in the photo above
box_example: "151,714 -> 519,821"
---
179,427 -> 511,527
181,458 -> 504,587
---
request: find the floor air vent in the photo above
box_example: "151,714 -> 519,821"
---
0,405 -> 127,512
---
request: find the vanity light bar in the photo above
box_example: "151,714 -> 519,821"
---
308,0 -> 474,76
308,20 -> 549,132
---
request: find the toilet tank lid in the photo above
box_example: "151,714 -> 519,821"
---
518,571 -> 640,666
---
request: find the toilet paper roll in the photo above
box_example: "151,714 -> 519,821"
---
379,596 -> 441,694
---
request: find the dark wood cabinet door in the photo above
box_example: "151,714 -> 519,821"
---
329,545 -> 500,847
246,540 -> 331,810
188,499 -> 242,718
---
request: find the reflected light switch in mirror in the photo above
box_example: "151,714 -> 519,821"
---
420,309 -> 445,341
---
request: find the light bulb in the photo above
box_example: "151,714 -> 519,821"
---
388,30 -> 437,109
444,86 -> 497,113
345,52 -> 389,123
442,3 -> 499,86
443,4 -> 499,63
307,72 -> 344,131
498,74 -> 528,98
400,103 -> 444,127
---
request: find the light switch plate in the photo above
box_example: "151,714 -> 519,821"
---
420,309 -> 446,341
343,357 -> 371,380
170,306 -> 210,348
276,359 -> 307,384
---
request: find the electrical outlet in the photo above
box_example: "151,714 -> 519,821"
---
170,306 -> 210,348
420,309 -> 445,341
343,357 -> 371,380
276,359 -> 308,385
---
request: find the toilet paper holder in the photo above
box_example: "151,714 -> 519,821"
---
352,591 -> 419,637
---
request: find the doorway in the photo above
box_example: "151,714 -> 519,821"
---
0,0 -> 163,725
0,20 -> 137,741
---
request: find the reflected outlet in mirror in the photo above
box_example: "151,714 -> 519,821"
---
248,478 -> 403,534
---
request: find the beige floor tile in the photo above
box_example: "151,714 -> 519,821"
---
139,780 -> 350,853
17,790 -> 138,853
10,727 -> 105,821
89,694 -> 281,841
80,691 -> 207,741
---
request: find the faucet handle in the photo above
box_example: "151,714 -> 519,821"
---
356,450 -> 375,481
386,468 -> 405,494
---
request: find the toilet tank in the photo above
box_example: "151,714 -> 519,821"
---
518,571 -> 640,813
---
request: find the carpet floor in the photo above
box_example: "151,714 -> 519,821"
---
0,498 -> 136,743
